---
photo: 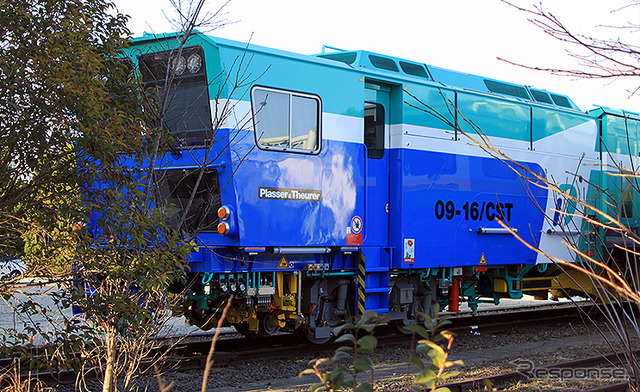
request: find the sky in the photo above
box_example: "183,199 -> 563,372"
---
113,0 -> 640,113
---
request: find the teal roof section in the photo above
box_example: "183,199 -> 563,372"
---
133,30 -> 194,43
315,49 -> 581,112
129,32 -> 582,113
588,106 -> 640,121
590,106 -> 640,156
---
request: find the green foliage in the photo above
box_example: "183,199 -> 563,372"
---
0,1 -> 193,390
300,311 -> 389,392
21,215 -> 77,277
0,0 -> 146,261
405,305 -> 464,392
300,307 -> 464,392
0,0 -> 189,314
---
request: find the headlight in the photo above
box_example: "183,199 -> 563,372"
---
172,56 -> 186,76
187,53 -> 202,74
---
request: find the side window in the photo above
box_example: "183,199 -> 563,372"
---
252,87 -> 320,153
364,103 -> 385,159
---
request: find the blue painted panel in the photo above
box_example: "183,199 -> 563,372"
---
188,247 -> 355,274
391,149 -> 547,269
177,134 -> 547,270
222,137 -> 364,246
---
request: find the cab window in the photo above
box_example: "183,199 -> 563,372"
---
252,87 -> 321,153
364,102 -> 385,159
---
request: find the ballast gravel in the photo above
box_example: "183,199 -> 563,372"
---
55,316 -> 635,392
160,318 -> 619,392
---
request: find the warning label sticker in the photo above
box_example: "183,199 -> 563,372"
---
404,239 -> 415,263
347,233 -> 362,245
278,255 -> 288,269
351,216 -> 363,234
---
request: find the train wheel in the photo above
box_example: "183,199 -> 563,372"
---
188,314 -> 218,330
235,314 -> 281,338
185,299 -> 226,331
169,293 -> 189,318
294,325 -> 332,345
260,313 -> 280,336
234,323 -> 261,339
389,319 -> 416,335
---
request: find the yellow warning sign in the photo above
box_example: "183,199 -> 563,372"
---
479,253 -> 487,265
190,240 -> 199,253
278,255 -> 288,269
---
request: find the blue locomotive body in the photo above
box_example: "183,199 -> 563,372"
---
130,32 -> 638,341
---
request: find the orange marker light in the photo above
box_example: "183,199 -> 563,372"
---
217,222 -> 229,235
217,206 -> 230,220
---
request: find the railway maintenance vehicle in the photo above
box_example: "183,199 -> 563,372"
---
127,31 -> 639,343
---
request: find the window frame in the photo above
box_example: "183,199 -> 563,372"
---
251,86 -> 322,154
364,102 -> 385,159
154,167 -> 221,233
139,45 -> 213,149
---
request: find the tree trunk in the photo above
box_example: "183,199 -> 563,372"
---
102,327 -> 116,392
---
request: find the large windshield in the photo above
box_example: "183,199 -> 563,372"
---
139,45 -> 212,148
155,168 -> 221,233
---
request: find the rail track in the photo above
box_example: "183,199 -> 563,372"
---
0,302 -> 614,387
439,350 -> 636,392
157,302 -> 600,371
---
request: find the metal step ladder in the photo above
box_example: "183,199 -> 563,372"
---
357,247 -> 390,314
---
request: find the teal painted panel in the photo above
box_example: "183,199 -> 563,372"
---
532,108 -> 590,141
457,93 -> 530,141
218,45 -> 363,118
402,84 -> 455,130
603,114 -> 640,156
586,168 -> 640,230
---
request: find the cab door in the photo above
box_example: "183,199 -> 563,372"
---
362,85 -> 390,246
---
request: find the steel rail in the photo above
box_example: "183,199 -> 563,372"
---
0,302 -> 609,386
439,350 -> 638,392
